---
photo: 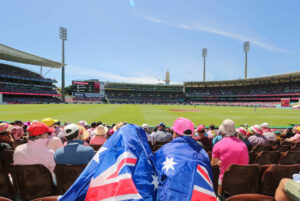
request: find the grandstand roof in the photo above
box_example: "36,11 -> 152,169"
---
0,44 -> 62,68
185,71 -> 300,88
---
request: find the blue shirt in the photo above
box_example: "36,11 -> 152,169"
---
212,135 -> 223,145
54,140 -> 95,165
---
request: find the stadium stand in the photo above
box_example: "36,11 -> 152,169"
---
185,72 -> 300,104
0,64 -> 61,103
105,82 -> 184,104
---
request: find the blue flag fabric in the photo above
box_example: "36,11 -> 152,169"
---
58,124 -> 156,201
153,136 -> 217,201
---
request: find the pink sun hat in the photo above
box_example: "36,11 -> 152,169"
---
172,117 -> 195,136
251,125 -> 263,135
237,127 -> 247,136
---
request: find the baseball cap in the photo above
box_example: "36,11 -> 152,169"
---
172,117 -> 194,136
27,122 -> 54,136
42,118 -> 58,127
142,124 -> 149,129
158,123 -> 165,127
197,125 -> 205,132
63,124 -> 79,137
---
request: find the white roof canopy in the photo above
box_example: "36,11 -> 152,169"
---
0,43 -> 62,68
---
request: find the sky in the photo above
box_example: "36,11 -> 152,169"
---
1,0 -> 300,86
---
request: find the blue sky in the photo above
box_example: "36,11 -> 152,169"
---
1,0 -> 300,86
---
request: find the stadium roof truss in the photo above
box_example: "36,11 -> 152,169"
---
0,44 -> 62,68
185,71 -> 300,88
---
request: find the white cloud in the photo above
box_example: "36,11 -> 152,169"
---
143,15 -> 295,55
67,65 -> 167,84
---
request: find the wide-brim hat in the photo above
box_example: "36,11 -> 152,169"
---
251,125 -> 263,135
237,127 -> 247,136
95,125 -> 108,136
222,119 -> 236,136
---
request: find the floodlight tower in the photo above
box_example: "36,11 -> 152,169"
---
202,48 -> 207,81
244,41 -> 250,79
60,27 -> 67,102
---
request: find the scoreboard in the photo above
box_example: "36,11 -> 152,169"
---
72,80 -> 105,99
72,81 -> 100,93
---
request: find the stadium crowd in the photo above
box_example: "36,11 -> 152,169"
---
1,117 -> 300,200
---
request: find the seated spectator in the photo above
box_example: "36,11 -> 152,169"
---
193,125 -> 212,147
212,125 -> 224,145
90,125 -> 107,146
54,124 -> 94,165
47,131 -> 63,151
275,178 -> 300,201
207,124 -> 216,139
10,125 -> 24,141
142,123 -> 152,143
248,125 -> 269,146
236,127 -> 252,147
0,123 -> 14,156
285,127 -> 300,143
78,124 -> 90,146
211,119 -> 249,194
150,123 -> 172,143
87,122 -> 97,137
281,127 -> 294,139
13,122 -> 56,173
261,122 -> 271,132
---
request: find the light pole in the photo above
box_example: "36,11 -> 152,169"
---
59,27 -> 67,102
243,41 -> 250,79
202,48 -> 207,81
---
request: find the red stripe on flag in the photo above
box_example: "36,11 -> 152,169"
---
197,165 -> 210,184
191,189 -> 217,201
85,178 -> 139,201
107,158 -> 137,179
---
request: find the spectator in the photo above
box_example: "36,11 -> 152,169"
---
260,122 -> 271,132
10,125 -> 24,141
281,127 -> 294,139
0,123 -> 14,156
90,125 -> 107,146
207,124 -> 216,139
54,124 -> 94,165
212,125 -> 224,145
47,130 -> 63,151
236,127 -> 252,147
261,122 -> 276,142
285,127 -> 300,143
142,123 -> 152,143
87,122 -> 97,137
211,119 -> 249,194
13,122 -> 56,173
193,125 -> 212,147
275,178 -> 300,201
150,123 -> 172,143
248,125 -> 269,146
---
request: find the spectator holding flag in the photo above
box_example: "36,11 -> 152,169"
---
154,117 -> 216,201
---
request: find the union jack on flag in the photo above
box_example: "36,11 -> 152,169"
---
58,124 -> 156,201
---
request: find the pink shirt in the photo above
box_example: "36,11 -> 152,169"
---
90,136 -> 107,145
290,134 -> 300,143
13,139 -> 56,173
212,136 -> 249,182
47,136 -> 63,151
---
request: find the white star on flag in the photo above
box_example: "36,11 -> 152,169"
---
151,174 -> 159,190
162,157 -> 177,173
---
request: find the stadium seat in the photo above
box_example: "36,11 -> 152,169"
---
0,162 -> 14,198
260,164 -> 300,196
226,194 -> 275,201
248,152 -> 257,164
252,145 -> 271,153
2,150 -> 14,173
269,141 -> 279,147
279,151 -> 300,165
54,164 -> 86,194
11,164 -> 57,201
273,145 -> 290,152
290,142 -> 300,151
255,151 -> 281,165
31,196 -> 59,201
280,141 -> 292,146
221,164 -> 260,197
90,144 -> 102,151
212,165 -> 219,194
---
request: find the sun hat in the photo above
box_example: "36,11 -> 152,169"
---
27,122 -> 54,136
95,125 -> 108,136
113,122 -> 124,132
237,127 -> 247,136
142,124 -> 149,129
251,125 -> 263,135
260,123 -> 269,129
63,123 -> 79,137
172,117 -> 194,136
42,118 -> 58,127
0,123 -> 11,134
221,119 -> 236,137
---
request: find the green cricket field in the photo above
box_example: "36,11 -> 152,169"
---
1,104 -> 299,127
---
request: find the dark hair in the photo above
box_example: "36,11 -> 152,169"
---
91,122 -> 97,128
153,127 -> 158,132
65,130 -> 79,141
96,121 -> 103,126
210,124 -> 215,130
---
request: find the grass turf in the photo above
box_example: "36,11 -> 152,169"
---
0,104 -> 299,127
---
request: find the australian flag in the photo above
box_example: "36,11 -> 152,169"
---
58,124 -> 156,201
153,136 -> 217,201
